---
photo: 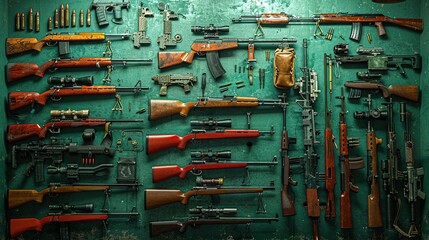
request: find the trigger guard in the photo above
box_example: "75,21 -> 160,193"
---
191,169 -> 202,176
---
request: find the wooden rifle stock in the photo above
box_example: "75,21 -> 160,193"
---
10,214 -> 109,238
6,33 -> 106,55
145,187 -> 266,210
158,51 -> 196,69
367,131 -> 384,228
344,82 -> 419,102
7,186 -> 109,209
339,124 -> 353,229
150,221 -> 185,237
7,58 -> 113,82
325,128 -> 336,219
146,130 -> 265,154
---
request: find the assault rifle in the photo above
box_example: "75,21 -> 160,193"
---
337,88 -> 364,228
10,211 -> 138,238
152,158 -> 277,182
6,57 -> 152,82
7,182 -> 141,209
158,24 -> 296,79
7,110 -> 143,143
6,31 -> 130,55
232,13 -> 423,40
11,135 -> 115,183
393,103 -> 425,237
148,96 -> 286,121
145,185 -> 274,210
9,81 -> 148,111
146,127 -> 274,154
149,207 -> 278,237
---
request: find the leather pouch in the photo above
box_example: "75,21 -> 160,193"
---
274,48 -> 295,89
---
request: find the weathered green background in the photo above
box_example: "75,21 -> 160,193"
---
1,0 -> 428,239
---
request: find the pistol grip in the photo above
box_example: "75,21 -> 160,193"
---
374,22 -> 386,36
206,51 -> 226,79
183,84 -> 190,93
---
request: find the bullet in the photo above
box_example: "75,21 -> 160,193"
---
35,11 -> 40,32
54,9 -> 59,28
48,17 -> 53,31
86,9 -> 91,26
15,13 -> 20,30
71,9 -> 76,27
79,9 -> 84,27
21,13 -> 25,30
60,4 -> 64,27
28,8 -> 33,31
64,4 -> 69,27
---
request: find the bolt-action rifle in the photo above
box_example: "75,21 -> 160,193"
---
6,31 -> 130,55
148,95 -> 286,121
7,111 -> 143,143
337,88 -> 364,228
393,103 -> 425,238
9,81 -> 148,111
152,158 -> 277,182
149,207 -> 278,237
6,57 -> 152,82
158,24 -> 296,79
146,126 -> 274,154
7,182 -> 141,209
232,13 -> 423,40
145,185 -> 274,210
10,211 -> 138,238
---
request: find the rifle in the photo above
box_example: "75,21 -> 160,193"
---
145,185 -> 274,210
279,94 -> 297,216
336,53 -> 421,75
11,135 -> 115,183
150,207 -> 278,237
363,95 -> 384,228
152,74 -> 197,96
6,57 -> 152,82
337,88 -> 364,228
10,212 -> 138,238
393,103 -> 425,237
9,80 -> 148,111
7,182 -> 141,209
344,81 -> 419,102
7,113 -> 143,143
6,31 -> 130,55
231,13 -> 423,40
152,158 -> 277,182
158,24 -> 296,79
149,96 -> 286,121
324,54 -> 336,220
293,39 -> 321,239
146,127 -> 274,154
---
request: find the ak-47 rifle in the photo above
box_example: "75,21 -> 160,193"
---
152,158 -> 277,182
337,88 -> 364,228
393,103 -> 425,238
146,126 -> 274,154
9,80 -> 148,111
232,13 -> 423,40
145,185 -> 274,210
7,110 -> 143,143
6,31 -> 130,55
344,81 -> 419,102
362,95 -> 384,228
10,211 -> 138,238
148,96 -> 286,121
157,24 -> 296,79
293,39 -> 322,240
149,207 -> 278,237
7,182 -> 141,209
6,57 -> 152,82
279,94 -> 297,216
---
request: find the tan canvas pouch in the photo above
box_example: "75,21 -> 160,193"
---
274,48 -> 295,89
